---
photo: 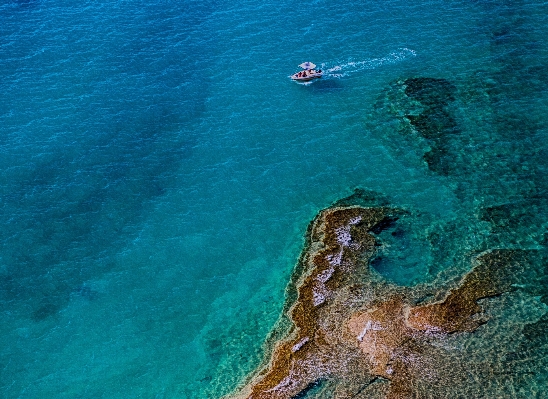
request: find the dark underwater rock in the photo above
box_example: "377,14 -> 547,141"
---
32,302 -> 60,322
404,77 -> 457,107
523,313 -> 548,344
405,107 -> 458,140
369,216 -> 399,235
402,77 -> 460,176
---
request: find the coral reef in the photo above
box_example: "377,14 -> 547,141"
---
225,206 -> 544,399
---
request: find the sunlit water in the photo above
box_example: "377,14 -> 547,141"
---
1,0 -> 547,397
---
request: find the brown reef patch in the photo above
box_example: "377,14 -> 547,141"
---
224,206 -> 542,399
406,250 -> 527,333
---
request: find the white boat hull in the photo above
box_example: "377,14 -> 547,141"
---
291,72 -> 323,81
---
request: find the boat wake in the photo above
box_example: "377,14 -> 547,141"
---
322,48 -> 417,78
293,80 -> 316,86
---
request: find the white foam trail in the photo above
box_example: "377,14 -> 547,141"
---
323,48 -> 417,78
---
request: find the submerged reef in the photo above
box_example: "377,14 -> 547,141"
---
403,77 -> 458,175
226,206 -> 546,399
370,76 -> 462,176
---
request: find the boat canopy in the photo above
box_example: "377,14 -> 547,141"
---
299,62 -> 316,70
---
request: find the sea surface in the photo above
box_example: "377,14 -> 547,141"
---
1,0 -> 547,398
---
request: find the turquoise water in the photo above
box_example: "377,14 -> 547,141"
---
1,0 -> 547,397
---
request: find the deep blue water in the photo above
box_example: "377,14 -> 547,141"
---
1,0 -> 547,397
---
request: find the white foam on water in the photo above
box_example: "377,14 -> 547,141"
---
323,48 -> 417,78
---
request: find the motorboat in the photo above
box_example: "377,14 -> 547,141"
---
291,62 -> 323,82
291,69 -> 323,81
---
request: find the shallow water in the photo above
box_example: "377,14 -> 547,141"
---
1,0 -> 547,397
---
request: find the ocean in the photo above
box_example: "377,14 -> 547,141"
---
1,0 -> 547,397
